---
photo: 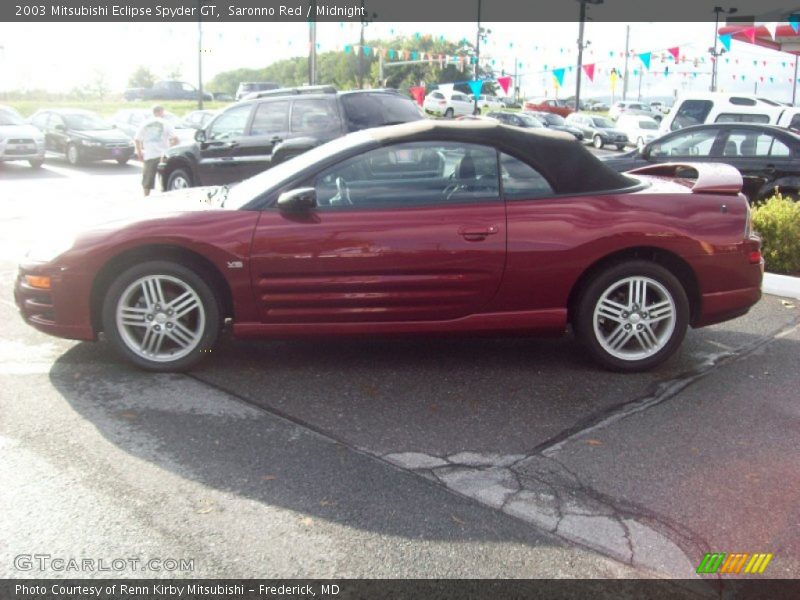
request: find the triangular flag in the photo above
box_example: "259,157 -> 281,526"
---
552,67 -> 566,86
743,27 -> 756,43
719,34 -> 732,51
363,46 -> 371,56
582,63 -> 595,81
638,52 -> 651,70
408,86 -> 425,106
790,16 -> 800,33
764,22 -> 778,39
667,47 -> 680,62
496,75 -> 512,95
468,79 -> 483,100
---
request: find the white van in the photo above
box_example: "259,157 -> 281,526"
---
659,92 -> 795,132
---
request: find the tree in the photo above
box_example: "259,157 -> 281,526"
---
89,69 -> 110,100
165,65 -> 183,80
128,66 -> 156,89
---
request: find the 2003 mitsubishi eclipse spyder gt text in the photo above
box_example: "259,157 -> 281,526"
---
15,121 -> 763,372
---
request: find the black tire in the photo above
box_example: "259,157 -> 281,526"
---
444,108 -> 454,119
66,143 -> 81,166
116,158 -> 129,165
616,144 -> 626,151
101,260 -> 221,372
29,159 -> 44,168
593,135 -> 604,149
574,260 -> 689,372
166,167 -> 192,190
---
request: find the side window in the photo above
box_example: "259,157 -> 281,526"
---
500,153 -> 553,200
670,100 -> 713,131
714,113 -> 770,124
650,129 -> 719,158
250,101 -> 289,136
290,99 -> 338,134
726,130 -> 791,157
49,114 -> 66,130
313,142 -> 499,210
208,104 -> 252,140
789,114 -> 800,130
181,83 -> 195,92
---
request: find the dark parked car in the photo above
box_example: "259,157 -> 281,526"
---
486,111 -> 546,129
236,82 -> 280,101
29,109 -> 134,165
110,108 -> 196,144
16,120 -> 762,373
526,111 -> 585,140
599,123 -> 800,202
566,113 -> 629,150
158,86 -> 425,190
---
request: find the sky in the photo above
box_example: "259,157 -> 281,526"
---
0,21 -> 797,102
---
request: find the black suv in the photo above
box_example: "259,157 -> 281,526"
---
158,86 -> 425,190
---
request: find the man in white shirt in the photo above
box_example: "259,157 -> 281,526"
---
134,105 -> 179,196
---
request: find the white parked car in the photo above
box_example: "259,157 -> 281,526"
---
423,90 -> 476,118
615,114 -> 661,149
477,95 -> 506,111
0,107 -> 45,168
609,100 -> 653,121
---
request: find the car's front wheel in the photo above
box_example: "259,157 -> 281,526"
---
166,167 -> 192,190
616,144 -> 626,151
444,108 -> 454,118
101,261 -> 221,371
66,143 -> 81,166
574,260 -> 689,372
593,135 -> 604,149
29,159 -> 43,168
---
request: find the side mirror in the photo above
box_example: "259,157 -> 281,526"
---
194,129 -> 206,142
641,146 -> 651,159
277,187 -> 316,211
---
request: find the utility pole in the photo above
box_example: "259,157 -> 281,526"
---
308,0 -> 316,85
197,1 -> 204,109
575,0 -> 603,112
357,0 -> 376,89
709,5 -> 737,92
473,0 -> 482,114
793,56 -> 798,105
622,25 -> 630,101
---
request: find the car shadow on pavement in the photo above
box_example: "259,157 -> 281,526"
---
0,163 -> 66,180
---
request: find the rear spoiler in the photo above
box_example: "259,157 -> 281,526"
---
626,162 -> 743,195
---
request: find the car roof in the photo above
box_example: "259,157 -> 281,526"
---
359,120 -> 637,194
668,122 -> 800,139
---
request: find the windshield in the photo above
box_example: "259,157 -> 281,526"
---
64,113 -> 112,131
518,114 -> 544,128
224,131 -> 375,209
543,113 -> 565,125
0,111 -> 24,126
592,117 -> 615,128
639,120 -> 659,130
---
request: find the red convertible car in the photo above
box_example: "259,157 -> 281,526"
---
15,121 -> 763,372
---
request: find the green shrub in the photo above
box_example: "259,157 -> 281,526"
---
751,194 -> 800,275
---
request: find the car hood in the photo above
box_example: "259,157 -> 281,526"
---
0,124 -> 43,138
72,128 -> 132,142
598,128 -> 626,135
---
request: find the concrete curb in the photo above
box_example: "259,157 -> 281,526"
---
764,273 -> 800,300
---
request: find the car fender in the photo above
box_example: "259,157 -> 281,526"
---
271,136 -> 321,166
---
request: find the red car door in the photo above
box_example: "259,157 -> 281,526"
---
248,142 -> 507,324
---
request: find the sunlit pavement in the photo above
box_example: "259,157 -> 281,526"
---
1,159 -> 798,583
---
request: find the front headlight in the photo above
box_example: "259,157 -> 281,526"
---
79,139 -> 102,147
24,235 -> 76,263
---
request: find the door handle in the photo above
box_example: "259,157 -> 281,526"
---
764,164 -> 776,175
270,137 -> 283,144
459,226 -> 499,241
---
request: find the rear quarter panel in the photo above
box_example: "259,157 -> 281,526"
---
491,178 -> 755,314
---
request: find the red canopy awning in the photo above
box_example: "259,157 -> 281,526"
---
718,23 -> 800,55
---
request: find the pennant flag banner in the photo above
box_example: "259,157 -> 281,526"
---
609,69 -> 618,91
742,27 -> 757,43
552,67 -> 566,86
719,33 -> 732,51
582,63 -> 595,81
764,22 -> 778,39
468,79 -> 483,100
496,75 -> 512,95
667,47 -> 680,62
790,16 -> 800,33
638,52 -> 652,70
409,86 -> 425,106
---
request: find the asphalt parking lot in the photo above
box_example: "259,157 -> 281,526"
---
1,156 -> 798,585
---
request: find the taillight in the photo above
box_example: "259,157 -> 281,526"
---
748,250 -> 762,264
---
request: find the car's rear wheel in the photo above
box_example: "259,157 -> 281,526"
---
166,168 -> 192,190
116,158 -> 129,165
593,135 -> 604,149
102,261 -> 220,371
444,108 -> 454,119
66,144 -> 81,166
616,144 -> 626,151
29,159 -> 43,168
574,260 -> 689,372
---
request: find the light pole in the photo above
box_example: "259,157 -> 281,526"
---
473,0 -> 491,114
309,0 -> 317,85
575,0 -> 603,112
357,0 -> 377,89
709,5 -> 737,92
197,0 -> 204,109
